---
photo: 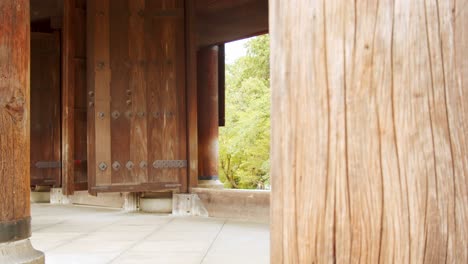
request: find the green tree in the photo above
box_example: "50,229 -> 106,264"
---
219,35 -> 270,189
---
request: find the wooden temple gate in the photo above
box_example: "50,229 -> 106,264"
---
26,0 -> 268,195
87,0 -> 188,193
1,0 -> 467,263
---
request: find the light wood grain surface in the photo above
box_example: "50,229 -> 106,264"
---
270,0 -> 468,263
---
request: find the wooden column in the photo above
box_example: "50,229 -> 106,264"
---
0,0 -> 32,242
270,0 -> 468,263
197,46 -> 222,187
186,0 -> 199,189
0,1 -> 44,262
62,0 -> 76,195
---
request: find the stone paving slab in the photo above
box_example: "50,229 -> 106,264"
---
30,204 -> 270,264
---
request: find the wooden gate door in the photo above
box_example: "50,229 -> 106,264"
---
87,0 -> 187,193
30,32 -> 62,187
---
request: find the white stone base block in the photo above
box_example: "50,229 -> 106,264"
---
172,194 -> 209,217
50,188 -> 70,204
139,197 -> 172,213
123,193 -> 139,212
30,192 -> 50,203
0,239 -> 44,264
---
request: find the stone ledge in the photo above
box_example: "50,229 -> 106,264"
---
174,188 -> 270,223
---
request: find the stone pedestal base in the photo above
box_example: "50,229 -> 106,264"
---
30,192 -> 50,203
172,194 -> 209,217
0,239 -> 44,264
139,197 -> 172,213
197,179 -> 224,189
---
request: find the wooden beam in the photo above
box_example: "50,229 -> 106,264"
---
196,0 -> 268,46
270,0 -> 468,263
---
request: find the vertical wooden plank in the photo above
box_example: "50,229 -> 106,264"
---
161,4 -> 179,184
86,0 -> 96,193
146,0 -> 187,189
74,59 -> 88,187
62,0 -> 75,194
269,0 -> 468,263
128,0 -> 148,184
92,0 -> 111,186
185,0 -> 198,190
109,0 -> 131,184
146,0 -> 164,184
73,1 -> 88,189
175,1 -> 188,192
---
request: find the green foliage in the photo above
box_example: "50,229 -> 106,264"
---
219,35 -> 270,189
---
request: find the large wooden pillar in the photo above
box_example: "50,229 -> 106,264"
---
270,0 -> 468,263
0,0 -> 44,263
197,46 -> 223,188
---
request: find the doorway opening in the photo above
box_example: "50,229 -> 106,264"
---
218,34 -> 271,190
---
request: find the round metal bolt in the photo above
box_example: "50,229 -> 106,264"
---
98,162 -> 107,171
112,110 -> 120,119
112,161 -> 121,171
98,112 -> 105,119
126,161 -> 134,170
140,161 -> 147,169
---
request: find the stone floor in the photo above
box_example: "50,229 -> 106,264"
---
30,204 -> 270,264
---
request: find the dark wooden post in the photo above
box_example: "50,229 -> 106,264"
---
0,0 -> 44,263
270,0 -> 468,263
197,46 -> 223,188
62,0 -> 76,195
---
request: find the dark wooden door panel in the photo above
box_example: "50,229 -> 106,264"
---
87,0 -> 187,193
30,32 -> 62,187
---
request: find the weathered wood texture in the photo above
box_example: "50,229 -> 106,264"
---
270,0 -> 468,263
62,0 -> 88,194
30,32 -> 61,188
87,0 -> 187,193
197,46 -> 219,179
0,0 -> 31,222
195,0 -> 268,46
